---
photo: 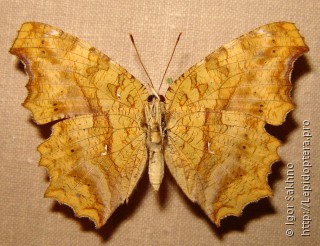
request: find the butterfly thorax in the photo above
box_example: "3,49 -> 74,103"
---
145,96 -> 166,191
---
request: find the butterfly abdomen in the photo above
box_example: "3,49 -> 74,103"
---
145,98 -> 165,191
148,142 -> 164,191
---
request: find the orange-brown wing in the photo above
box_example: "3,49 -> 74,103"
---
164,22 -> 308,225
165,108 -> 280,225
10,22 -> 149,227
165,22 -> 308,125
10,22 -> 149,124
39,109 -> 147,228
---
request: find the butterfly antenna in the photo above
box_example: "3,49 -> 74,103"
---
157,32 -> 182,93
130,34 -> 159,98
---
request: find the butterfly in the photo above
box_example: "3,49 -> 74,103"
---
10,22 -> 308,228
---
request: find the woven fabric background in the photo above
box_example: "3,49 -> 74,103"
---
1,0 -> 319,245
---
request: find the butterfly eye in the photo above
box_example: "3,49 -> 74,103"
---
159,95 -> 165,102
148,95 -> 156,102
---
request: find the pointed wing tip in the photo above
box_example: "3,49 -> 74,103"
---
9,47 -> 15,55
22,102 -> 49,125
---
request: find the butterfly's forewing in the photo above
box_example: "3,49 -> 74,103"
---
10,22 -> 149,227
165,22 -> 308,125
164,22 -> 308,225
10,22 -> 149,124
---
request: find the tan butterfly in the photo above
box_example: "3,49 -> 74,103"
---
10,22 -> 308,228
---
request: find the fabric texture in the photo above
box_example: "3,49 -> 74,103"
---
0,0 -> 319,245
